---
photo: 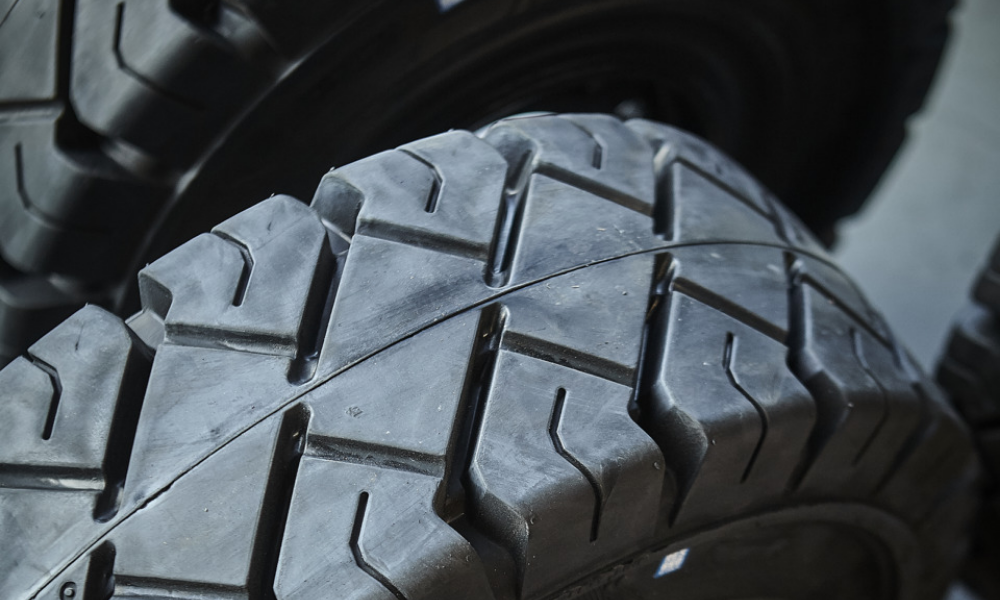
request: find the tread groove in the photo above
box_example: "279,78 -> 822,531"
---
357,221 -> 485,262
548,387 -> 603,542
503,330 -> 632,386
211,232 -> 254,307
723,333 -> 768,483
27,353 -> 63,441
306,434 -> 441,478
350,492 -> 408,600
535,163 -> 651,216
671,277 -> 786,343
255,406 -> 307,600
486,151 -> 534,287
398,149 -> 443,214
288,234 -> 342,384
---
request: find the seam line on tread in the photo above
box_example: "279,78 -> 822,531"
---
26,239 -> 851,599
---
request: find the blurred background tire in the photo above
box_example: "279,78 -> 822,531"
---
0,0 -> 955,365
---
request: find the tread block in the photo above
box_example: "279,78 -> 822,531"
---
0,490 -> 107,600
625,119 -> 771,215
108,415 -> 291,597
669,245 -> 790,342
794,256 -> 886,341
664,162 -> 782,245
0,306 -> 146,489
275,458 -> 492,600
506,174 -> 657,285
938,305 -> 1000,425
303,312 -> 480,477
391,131 -> 507,259
467,349 -> 661,599
140,196 -> 334,357
0,265 -> 96,369
876,387 -> 979,522
768,196 -> 828,255
642,292 -> 811,524
121,344 -> 296,506
502,255 -> 654,384
0,0 -> 59,102
481,114 -> 656,214
314,134 -> 507,260
972,235 -> 1000,314
318,235 -> 488,374
790,283 -> 897,495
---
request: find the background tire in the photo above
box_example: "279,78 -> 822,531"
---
0,114 -> 978,600
0,0 -> 956,366
938,235 -> 1000,600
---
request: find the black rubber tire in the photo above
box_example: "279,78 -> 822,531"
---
0,0 -> 956,366
0,114 -> 978,600
937,236 -> 1000,600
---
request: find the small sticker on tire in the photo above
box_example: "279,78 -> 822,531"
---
654,548 -> 689,578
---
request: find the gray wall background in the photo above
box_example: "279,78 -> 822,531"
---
835,0 -> 1000,372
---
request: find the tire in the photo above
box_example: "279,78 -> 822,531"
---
0,115 -> 977,600
938,236 -> 1000,600
0,0 -> 955,366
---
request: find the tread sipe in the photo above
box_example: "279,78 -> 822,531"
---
0,114 -> 978,600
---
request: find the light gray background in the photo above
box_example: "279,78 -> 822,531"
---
835,0 -> 1000,372
833,2 -> 998,596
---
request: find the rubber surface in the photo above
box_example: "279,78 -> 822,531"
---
0,114 -> 978,600
0,0 -> 956,367
938,236 -> 1000,600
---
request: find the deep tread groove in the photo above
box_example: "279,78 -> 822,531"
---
784,254 -> 827,490
256,405 -> 308,600
561,118 -> 604,170
27,354 -> 63,441
288,234 -> 342,385
671,277 -> 786,343
503,330 -> 632,386
441,304 -> 514,597
94,327 -> 154,521
211,232 -> 254,307
358,220 -> 486,261
548,387 -> 603,542
486,152 -> 534,288
398,149 -> 443,214
723,333 -> 768,483
445,304 -> 507,519
350,492 -> 407,600
535,164 -> 651,216
306,435 -> 441,478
